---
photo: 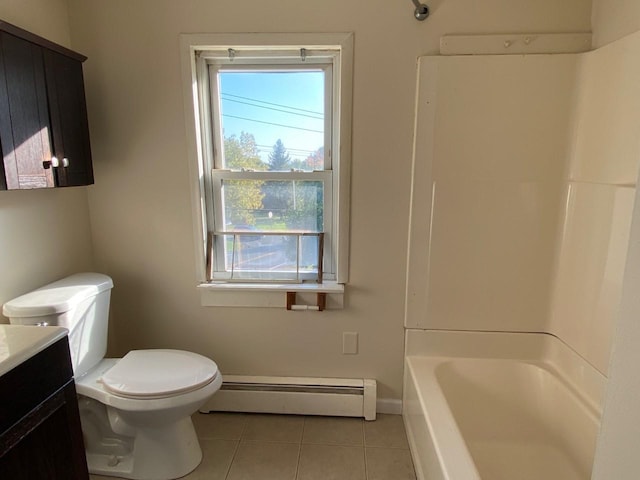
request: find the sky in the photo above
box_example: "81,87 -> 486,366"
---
218,71 -> 325,164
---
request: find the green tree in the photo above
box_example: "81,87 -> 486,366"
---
224,132 -> 266,170
223,132 -> 266,226
285,181 -> 323,231
263,139 -> 293,214
267,139 -> 291,171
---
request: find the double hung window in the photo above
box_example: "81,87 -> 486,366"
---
183,34 -> 352,287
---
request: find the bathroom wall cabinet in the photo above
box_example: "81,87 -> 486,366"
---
0,336 -> 89,479
0,20 -> 93,190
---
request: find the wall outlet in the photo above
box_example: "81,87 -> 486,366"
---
342,332 -> 358,354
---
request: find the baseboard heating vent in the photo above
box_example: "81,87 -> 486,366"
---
200,375 -> 377,420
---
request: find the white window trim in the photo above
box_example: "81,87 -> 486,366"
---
180,33 -> 352,306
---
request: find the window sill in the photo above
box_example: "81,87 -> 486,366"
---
198,281 -> 344,309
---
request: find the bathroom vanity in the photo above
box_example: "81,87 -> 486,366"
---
0,325 -> 89,479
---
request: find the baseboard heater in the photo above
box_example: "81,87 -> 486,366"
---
200,375 -> 377,420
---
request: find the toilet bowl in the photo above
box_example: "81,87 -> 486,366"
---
2,273 -> 222,480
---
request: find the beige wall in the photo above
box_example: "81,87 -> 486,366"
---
0,0 -> 95,311
592,0 -> 640,47
65,0 -> 591,401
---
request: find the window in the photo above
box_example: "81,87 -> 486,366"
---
181,34 -> 352,290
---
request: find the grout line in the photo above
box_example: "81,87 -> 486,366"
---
362,416 -> 367,447
224,413 -> 249,479
239,412 -> 250,440
240,439 -> 305,444
300,440 -> 366,446
362,419 -> 369,480
294,416 -> 307,479
300,415 -> 307,445
364,445 -> 411,450
223,439 -> 241,480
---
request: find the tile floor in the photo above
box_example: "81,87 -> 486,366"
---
89,412 -> 416,480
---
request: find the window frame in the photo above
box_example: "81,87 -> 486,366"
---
180,33 -> 353,291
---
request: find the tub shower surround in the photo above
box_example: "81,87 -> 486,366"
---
405,31 -> 640,480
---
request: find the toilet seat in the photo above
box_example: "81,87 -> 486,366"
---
101,349 -> 218,399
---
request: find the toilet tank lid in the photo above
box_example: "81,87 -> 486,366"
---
2,273 -> 114,317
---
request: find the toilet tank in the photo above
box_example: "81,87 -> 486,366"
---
2,273 -> 114,377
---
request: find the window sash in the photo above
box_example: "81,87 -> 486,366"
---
205,53 -> 337,283
208,63 -> 333,171
210,170 -> 334,280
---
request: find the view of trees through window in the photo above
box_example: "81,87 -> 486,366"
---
219,69 -> 325,234
223,132 -> 323,232
215,70 -> 327,277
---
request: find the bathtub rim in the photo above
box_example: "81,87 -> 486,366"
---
404,354 -> 482,480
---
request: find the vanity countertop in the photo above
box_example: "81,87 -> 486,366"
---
0,324 -> 68,376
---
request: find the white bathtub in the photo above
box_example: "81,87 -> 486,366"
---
403,330 -> 605,480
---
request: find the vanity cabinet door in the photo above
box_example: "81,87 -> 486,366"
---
0,337 -> 89,479
0,32 -> 55,189
44,48 -> 94,187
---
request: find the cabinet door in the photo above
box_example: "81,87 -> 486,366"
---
44,49 -> 94,187
0,338 -> 89,479
0,32 -> 54,189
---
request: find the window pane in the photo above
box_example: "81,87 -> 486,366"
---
222,179 -> 324,232
217,233 -> 321,280
219,71 -> 325,171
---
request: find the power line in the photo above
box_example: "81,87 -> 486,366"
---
256,144 -> 317,154
222,114 -> 323,134
222,92 -> 324,116
256,148 -> 309,159
222,97 -> 323,121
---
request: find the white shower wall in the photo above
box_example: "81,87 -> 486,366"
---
548,32 -> 640,373
406,53 -> 578,333
406,33 -> 640,374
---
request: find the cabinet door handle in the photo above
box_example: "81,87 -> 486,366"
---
50,156 -> 60,168
62,157 -> 69,168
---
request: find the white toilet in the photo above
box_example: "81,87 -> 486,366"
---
3,272 -> 222,480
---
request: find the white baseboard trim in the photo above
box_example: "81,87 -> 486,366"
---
377,398 -> 402,415
201,375 -> 377,420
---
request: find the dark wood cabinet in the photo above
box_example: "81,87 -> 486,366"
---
43,48 -> 94,187
0,336 -> 89,479
0,21 -> 93,190
0,31 -> 54,189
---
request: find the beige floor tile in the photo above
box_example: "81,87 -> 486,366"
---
242,413 -> 304,443
366,447 -> 416,480
364,414 -> 410,449
193,412 -> 248,440
302,416 -> 364,446
183,439 -> 238,480
226,442 -> 299,480
297,444 -> 366,480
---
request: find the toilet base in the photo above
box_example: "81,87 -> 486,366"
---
76,358 -> 222,480
84,412 -> 202,480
